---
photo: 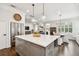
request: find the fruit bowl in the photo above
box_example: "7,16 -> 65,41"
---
33,32 -> 40,37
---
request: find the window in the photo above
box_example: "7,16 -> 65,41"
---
61,25 -> 64,32
65,25 -> 68,32
58,22 -> 72,33
69,24 -> 72,33
58,26 -> 61,32
69,28 -> 72,32
65,27 -> 68,32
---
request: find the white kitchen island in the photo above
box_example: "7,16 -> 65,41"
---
15,34 -> 59,56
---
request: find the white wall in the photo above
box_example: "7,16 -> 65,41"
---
71,18 -> 79,35
0,5 -> 25,23
0,5 -> 25,48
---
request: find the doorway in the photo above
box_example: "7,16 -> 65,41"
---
50,27 -> 57,35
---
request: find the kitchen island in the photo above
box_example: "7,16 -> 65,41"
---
15,34 -> 59,56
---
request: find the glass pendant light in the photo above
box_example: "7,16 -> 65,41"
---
31,4 -> 37,23
42,3 -> 46,20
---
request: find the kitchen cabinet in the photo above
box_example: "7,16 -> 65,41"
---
15,34 -> 59,56
0,21 -> 10,49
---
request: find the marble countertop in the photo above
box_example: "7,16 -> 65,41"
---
15,34 -> 60,47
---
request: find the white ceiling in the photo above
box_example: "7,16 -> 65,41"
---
0,3 -> 79,22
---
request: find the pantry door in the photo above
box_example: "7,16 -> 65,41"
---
0,21 -> 9,49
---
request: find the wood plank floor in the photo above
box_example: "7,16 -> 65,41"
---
0,47 -> 17,56
54,40 -> 79,56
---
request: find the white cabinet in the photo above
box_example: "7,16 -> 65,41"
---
0,21 -> 10,49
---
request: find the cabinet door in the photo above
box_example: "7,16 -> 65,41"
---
16,23 -> 24,35
0,21 -> 9,49
16,38 -> 45,56
46,42 -> 54,56
20,23 -> 24,35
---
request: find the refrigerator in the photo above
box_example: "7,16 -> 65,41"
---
10,22 -> 25,47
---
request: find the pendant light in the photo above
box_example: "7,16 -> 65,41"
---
58,8 -> 62,26
32,4 -> 34,17
59,14 -> 62,25
31,4 -> 37,22
42,3 -> 46,20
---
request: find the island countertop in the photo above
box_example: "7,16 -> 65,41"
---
15,34 -> 60,47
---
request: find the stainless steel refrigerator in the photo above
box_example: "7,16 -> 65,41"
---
10,22 -> 25,47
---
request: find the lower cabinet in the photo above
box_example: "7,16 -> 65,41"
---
16,38 -> 55,56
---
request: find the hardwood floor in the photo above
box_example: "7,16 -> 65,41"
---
54,40 -> 79,56
0,47 -> 17,56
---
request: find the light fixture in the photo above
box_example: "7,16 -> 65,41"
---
59,14 -> 62,26
58,8 -> 62,26
31,18 -> 37,22
46,23 -> 50,27
31,4 -> 37,23
42,16 -> 46,19
10,4 -> 16,8
42,3 -> 46,20
32,4 -> 34,17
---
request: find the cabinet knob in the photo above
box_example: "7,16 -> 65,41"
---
3,34 -> 7,36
